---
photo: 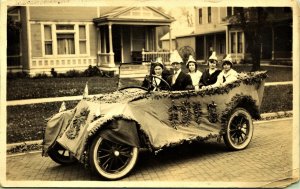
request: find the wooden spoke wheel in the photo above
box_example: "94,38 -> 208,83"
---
223,108 -> 254,150
89,135 -> 138,180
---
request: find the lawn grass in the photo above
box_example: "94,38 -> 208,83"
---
6,85 -> 292,143
7,65 -> 292,100
7,101 -> 79,143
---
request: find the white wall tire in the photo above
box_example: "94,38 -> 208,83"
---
223,108 -> 254,150
89,135 -> 138,180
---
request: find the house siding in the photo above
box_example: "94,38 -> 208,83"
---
30,23 -> 42,58
89,24 -> 97,57
194,7 -> 226,34
29,7 -> 98,21
177,37 -> 195,52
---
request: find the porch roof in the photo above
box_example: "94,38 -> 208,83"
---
93,7 -> 175,26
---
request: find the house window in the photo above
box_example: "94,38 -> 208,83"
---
231,32 -> 236,53
237,32 -> 243,53
44,25 -> 53,55
198,8 -> 202,24
56,25 -> 75,55
208,7 -> 211,23
43,24 -> 88,56
57,33 -> 75,55
79,25 -> 87,54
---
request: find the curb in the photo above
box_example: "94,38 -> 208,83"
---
6,111 -> 293,155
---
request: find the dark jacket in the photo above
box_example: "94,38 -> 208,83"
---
167,71 -> 193,91
142,75 -> 169,91
199,68 -> 221,87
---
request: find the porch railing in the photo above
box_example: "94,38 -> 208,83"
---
141,49 -> 171,64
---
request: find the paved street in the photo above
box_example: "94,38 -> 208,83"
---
5,119 -> 294,186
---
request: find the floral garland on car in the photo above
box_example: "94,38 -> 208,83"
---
85,71 -> 267,104
129,71 -> 268,102
219,94 -> 260,135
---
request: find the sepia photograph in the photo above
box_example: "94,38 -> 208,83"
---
1,0 -> 299,188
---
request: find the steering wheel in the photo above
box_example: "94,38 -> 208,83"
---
118,75 -> 171,92
144,75 -> 171,91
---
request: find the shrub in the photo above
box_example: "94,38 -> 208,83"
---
83,65 -> 103,77
7,71 -> 29,79
32,72 -> 48,79
50,68 -> 58,77
65,69 -> 81,77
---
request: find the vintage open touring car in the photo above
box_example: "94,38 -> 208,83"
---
42,70 -> 267,180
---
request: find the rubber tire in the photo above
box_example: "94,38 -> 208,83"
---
89,134 -> 139,180
48,143 -> 77,165
223,108 -> 254,150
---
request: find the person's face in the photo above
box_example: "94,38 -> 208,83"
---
223,63 -> 232,72
172,62 -> 181,71
188,62 -> 196,72
154,66 -> 163,76
208,60 -> 217,69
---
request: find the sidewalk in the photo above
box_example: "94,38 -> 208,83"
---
6,81 -> 293,106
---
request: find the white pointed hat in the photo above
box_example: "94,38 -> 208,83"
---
186,55 -> 196,66
208,51 -> 218,61
222,54 -> 233,65
170,50 -> 183,64
153,57 -> 164,68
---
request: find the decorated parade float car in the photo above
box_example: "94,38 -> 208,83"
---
42,70 -> 267,180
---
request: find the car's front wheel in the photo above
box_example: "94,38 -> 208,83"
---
89,134 -> 139,180
223,108 -> 254,150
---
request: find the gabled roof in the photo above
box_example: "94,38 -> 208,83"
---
94,7 -> 175,26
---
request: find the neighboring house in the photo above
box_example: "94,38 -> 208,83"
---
161,7 -> 292,64
7,6 -> 175,75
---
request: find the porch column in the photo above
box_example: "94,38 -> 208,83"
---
225,27 -> 229,54
271,26 -> 275,60
155,27 -> 158,51
108,23 -> 115,67
97,27 -> 101,66
145,28 -> 149,51
168,25 -> 172,52
103,29 -> 107,63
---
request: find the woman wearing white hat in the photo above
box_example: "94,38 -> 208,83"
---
142,57 -> 169,91
199,52 -> 221,88
212,54 -> 238,87
186,55 -> 202,90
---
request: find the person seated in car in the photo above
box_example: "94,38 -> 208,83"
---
167,50 -> 193,91
186,55 -> 202,90
142,57 -> 169,91
211,54 -> 238,87
199,51 -> 221,89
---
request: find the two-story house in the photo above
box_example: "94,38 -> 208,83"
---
161,7 -> 292,64
7,6 -> 175,75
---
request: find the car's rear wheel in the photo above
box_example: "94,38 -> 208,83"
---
223,108 -> 254,150
89,135 -> 138,180
48,143 -> 77,165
